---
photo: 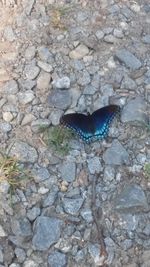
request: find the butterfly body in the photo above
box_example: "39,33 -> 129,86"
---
60,105 -> 120,143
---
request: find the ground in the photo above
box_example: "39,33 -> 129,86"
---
0,0 -> 150,267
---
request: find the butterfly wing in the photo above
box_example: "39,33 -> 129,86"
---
60,113 -> 95,142
91,105 -> 120,140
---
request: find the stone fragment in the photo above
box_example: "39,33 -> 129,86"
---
63,197 -> 84,215
95,30 -> 104,40
37,61 -> 53,72
32,167 -> 50,182
142,35 -> 150,44
60,161 -> 76,182
103,140 -> 130,165
103,166 -> 115,182
32,216 -> 62,250
49,109 -> 63,126
48,251 -> 67,267
87,157 -> 102,174
31,119 -> 50,133
2,80 -> 18,94
27,207 -> 41,221
19,79 -> 36,90
114,184 -> 148,212
23,260 -> 38,267
80,209 -> 93,223
113,29 -> 124,38
11,217 -> 32,237
3,26 -> 15,42
9,141 -> 38,163
52,77 -> 70,89
21,114 -> 35,126
38,46 -> 52,62
37,71 -> 51,90
24,46 -> 36,60
0,225 -> 7,237
0,180 -> 10,194
43,186 -> 58,207
0,122 -> 12,133
121,75 -> 137,90
25,0 -> 36,15
114,49 -> 142,70
77,70 -> 91,86
3,112 -> 13,122
121,96 -> 148,123
14,248 -> 26,263
24,64 -> 40,80
104,35 -> 117,43
69,44 -> 89,59
48,90 -> 71,109
18,91 -> 34,104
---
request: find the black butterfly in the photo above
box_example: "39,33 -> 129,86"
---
60,105 -> 120,143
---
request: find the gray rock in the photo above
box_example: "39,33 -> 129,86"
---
121,75 -> 137,90
100,84 -> 114,97
43,186 -> 58,207
121,239 -> 133,250
77,70 -> 91,86
95,30 -> 104,40
114,49 -> 142,70
31,119 -> 50,133
21,114 -> 35,126
69,44 -> 89,59
32,216 -> 62,250
9,141 -> 38,163
103,140 -> 130,165
142,35 -> 150,44
32,167 -> 50,182
9,264 -> 20,267
11,217 -> 32,237
52,77 -> 71,89
114,184 -> 148,212
83,85 -> 97,95
0,225 -> 7,237
121,96 -> 148,123
3,112 -> 14,122
88,243 -> 100,264
104,35 -> 117,43
0,249 -> 3,263
103,166 -> 115,182
49,109 -> 63,126
71,59 -> 84,71
25,0 -> 36,15
60,161 -> 76,182
80,209 -> 93,223
37,61 -> 53,72
113,29 -> 124,38
0,122 -> 12,133
14,248 -> 26,263
2,80 -> 18,94
24,64 -> 40,80
3,26 -> 15,42
27,207 -> 41,221
25,46 -> 36,60
48,90 -> 71,110
63,197 -> 84,215
38,46 -> 52,62
37,71 -> 51,90
23,259 -> 38,267
87,157 -> 102,174
0,180 -> 10,194
48,251 -> 67,267
18,91 -> 35,104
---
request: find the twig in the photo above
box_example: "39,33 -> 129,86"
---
91,175 -> 108,264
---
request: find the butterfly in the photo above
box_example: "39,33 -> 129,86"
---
60,105 -> 120,143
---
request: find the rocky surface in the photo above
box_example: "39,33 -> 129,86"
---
0,0 -> 150,267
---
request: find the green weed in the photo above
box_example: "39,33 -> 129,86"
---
144,163 -> 150,179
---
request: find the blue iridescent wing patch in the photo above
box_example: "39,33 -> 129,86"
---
60,105 -> 120,143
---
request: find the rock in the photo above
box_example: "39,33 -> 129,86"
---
19,79 -> 36,90
114,184 -> 148,212
25,0 -> 36,15
114,49 -> 142,70
14,248 -> 26,263
31,119 -> 50,133
63,197 -> 84,215
60,161 -> 76,182
113,29 -> 124,38
48,251 -> 67,267
3,26 -> 15,42
103,166 -> 115,182
142,35 -> 150,44
121,96 -> 148,123
83,85 -> 97,95
21,114 -> 35,126
24,46 -> 36,60
9,264 -> 20,267
104,35 -> 117,43
32,166 -> 50,182
49,109 -> 63,126
37,71 -> 51,90
121,239 -> 133,250
69,44 -> 89,59
24,64 -> 40,80
43,186 -> 58,207
23,260 -> 38,267
95,30 -> 104,40
11,217 -> 32,237
0,180 -> 10,194
9,141 -> 38,163
100,84 -> 114,97
77,70 -> 91,86
0,249 -> 3,263
32,216 -> 62,250
18,91 -> 35,104
48,90 -> 71,109
0,225 -> 7,237
27,207 -> 41,221
52,77 -> 71,89
3,112 -> 13,122
38,46 -> 52,62
80,209 -> 93,223
121,75 -> 137,90
88,243 -> 101,265
103,140 -> 130,165
2,80 -> 19,94
87,157 -> 102,174
37,61 -> 53,72
0,122 -> 12,133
